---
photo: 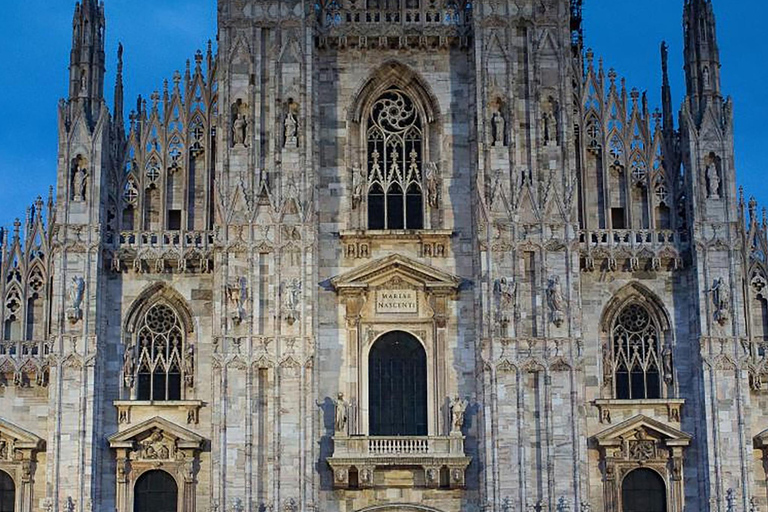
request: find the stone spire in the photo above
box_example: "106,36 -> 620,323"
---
113,42 -> 125,140
683,0 -> 722,121
660,41 -> 674,137
69,0 -> 106,120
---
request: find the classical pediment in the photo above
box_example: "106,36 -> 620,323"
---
594,414 -> 692,449
108,416 -> 204,454
0,418 -> 45,456
330,254 -> 462,295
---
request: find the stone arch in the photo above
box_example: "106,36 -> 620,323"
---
600,282 -> 671,334
124,282 -> 195,335
349,61 -> 440,124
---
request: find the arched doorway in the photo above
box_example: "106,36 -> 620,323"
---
369,331 -> 428,436
622,468 -> 667,512
134,470 -> 178,512
0,471 -> 13,512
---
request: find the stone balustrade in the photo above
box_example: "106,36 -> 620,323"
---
579,229 -> 686,272
109,230 -> 216,274
327,434 -> 471,489
0,339 -> 53,358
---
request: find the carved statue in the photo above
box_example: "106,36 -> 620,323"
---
140,428 -> 169,459
228,277 -> 248,325
702,66 -> 711,88
542,96 -> 559,145
424,162 -> 440,208
64,497 -> 75,512
351,166 -> 364,209
546,275 -> 565,327
710,277 -> 731,326
706,160 -> 720,199
580,502 -> 592,512
283,279 -> 302,325
556,497 -> 571,512
123,344 -> 135,388
184,345 -> 195,388
662,344 -> 673,385
73,164 -> 88,202
233,114 -> 247,146
67,276 -> 85,324
492,111 -> 505,147
333,392 -> 348,434
494,277 -> 516,327
285,111 -> 299,149
449,395 -> 468,434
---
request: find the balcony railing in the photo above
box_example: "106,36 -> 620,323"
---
580,229 -> 685,249
115,230 -> 215,250
327,434 -> 471,489
0,339 -> 53,358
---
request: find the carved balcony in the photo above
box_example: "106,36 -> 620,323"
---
0,339 -> 54,388
579,229 -> 687,272
327,434 -> 471,489
316,0 -> 472,49
109,230 -> 216,274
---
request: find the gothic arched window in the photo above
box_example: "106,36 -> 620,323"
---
369,331 -> 427,436
0,471 -> 13,512
136,303 -> 184,401
134,470 -> 178,512
367,89 -> 424,230
622,468 -> 667,512
610,303 -> 662,400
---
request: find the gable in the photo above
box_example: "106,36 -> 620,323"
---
108,416 -> 204,452
594,414 -> 692,448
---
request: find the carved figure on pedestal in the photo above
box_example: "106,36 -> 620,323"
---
228,277 -> 248,325
424,162 -> 441,208
662,344 -> 673,385
710,277 -> 731,326
706,160 -> 720,199
492,111 -> 506,147
542,95 -> 559,145
232,114 -> 247,147
284,109 -> 299,149
351,166 -> 364,209
547,275 -> 565,327
282,279 -> 301,326
67,276 -> 85,324
494,277 -> 516,328
72,163 -> 88,202
184,345 -> 195,388
333,392 -> 348,434
449,395 -> 468,434
122,344 -> 135,388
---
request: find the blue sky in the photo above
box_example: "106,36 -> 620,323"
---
0,0 -> 764,229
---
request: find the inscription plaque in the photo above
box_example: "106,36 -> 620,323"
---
376,290 -> 418,314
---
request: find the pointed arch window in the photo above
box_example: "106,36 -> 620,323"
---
367,88 -> 424,230
136,303 -> 184,401
610,303 -> 662,400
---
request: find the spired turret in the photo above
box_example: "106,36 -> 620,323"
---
69,0 -> 106,123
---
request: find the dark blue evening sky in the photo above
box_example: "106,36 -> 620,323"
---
0,0 -> 765,229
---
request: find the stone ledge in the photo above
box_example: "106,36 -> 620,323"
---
114,400 -> 204,426
340,230 -> 453,259
593,398 -> 685,424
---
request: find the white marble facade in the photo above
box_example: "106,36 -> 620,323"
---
0,0 -> 766,511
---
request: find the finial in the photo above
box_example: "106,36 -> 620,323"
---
195,50 -> 204,70
750,197 -> 758,225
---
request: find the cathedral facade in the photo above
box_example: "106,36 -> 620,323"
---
1,0 -> 766,510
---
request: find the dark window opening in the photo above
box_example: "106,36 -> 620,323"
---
135,303 -> 186,402
622,469 -> 667,512
368,185 -> 386,230
369,331 -> 427,436
611,304 -> 663,400
387,184 -> 405,230
406,184 -> 423,229
611,207 -> 626,229
168,210 -> 182,231
134,470 -> 178,512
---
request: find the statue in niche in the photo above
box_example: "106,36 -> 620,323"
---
284,110 -> 299,149
73,161 -> 88,202
710,277 -> 731,326
449,395 -> 468,434
706,159 -> 720,199
282,278 -> 302,325
232,114 -> 247,147
184,345 -> 195,388
333,392 -> 348,434
492,111 -> 505,147
424,162 -> 441,208
662,344 -> 673,385
67,276 -> 85,324
494,277 -> 516,327
122,344 -> 135,388
702,66 -> 711,88
542,96 -> 559,145
351,166 -> 364,209
228,277 -> 248,325
546,275 -> 565,327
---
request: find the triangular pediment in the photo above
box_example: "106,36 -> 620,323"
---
594,414 -> 691,448
331,254 -> 462,294
108,416 -> 204,451
0,418 -> 45,452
